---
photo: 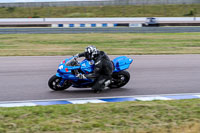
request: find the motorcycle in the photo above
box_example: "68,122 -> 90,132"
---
48,56 -> 133,91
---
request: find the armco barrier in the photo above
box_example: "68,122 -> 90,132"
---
1,17 -> 200,23
0,17 -> 200,28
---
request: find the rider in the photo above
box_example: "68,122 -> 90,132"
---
75,45 -> 113,93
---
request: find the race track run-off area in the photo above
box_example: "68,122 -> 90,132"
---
0,55 -> 200,103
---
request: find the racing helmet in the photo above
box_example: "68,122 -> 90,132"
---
85,45 -> 98,60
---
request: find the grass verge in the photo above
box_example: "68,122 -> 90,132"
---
0,4 -> 200,18
0,33 -> 200,56
0,99 -> 200,133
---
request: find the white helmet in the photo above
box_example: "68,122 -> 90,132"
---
85,45 -> 98,60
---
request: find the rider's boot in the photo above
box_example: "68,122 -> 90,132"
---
104,80 -> 111,88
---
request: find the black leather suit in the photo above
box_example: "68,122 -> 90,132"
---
78,51 -> 113,91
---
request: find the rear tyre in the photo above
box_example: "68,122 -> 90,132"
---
48,75 -> 72,91
109,70 -> 130,88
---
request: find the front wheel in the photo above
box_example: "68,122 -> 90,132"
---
48,75 -> 72,91
109,70 -> 130,88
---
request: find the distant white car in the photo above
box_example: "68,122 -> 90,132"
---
144,17 -> 159,27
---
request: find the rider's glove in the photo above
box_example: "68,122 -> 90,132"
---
76,73 -> 87,79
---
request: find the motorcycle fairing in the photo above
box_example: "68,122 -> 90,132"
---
113,56 -> 133,72
56,57 -> 80,79
80,59 -> 95,74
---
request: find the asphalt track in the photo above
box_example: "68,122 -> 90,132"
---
1,27 -> 200,34
0,55 -> 200,102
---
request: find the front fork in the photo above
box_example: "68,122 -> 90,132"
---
59,79 -> 66,87
56,72 -> 79,87
56,73 -> 66,87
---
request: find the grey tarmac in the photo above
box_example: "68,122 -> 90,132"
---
0,55 -> 200,102
1,27 -> 200,34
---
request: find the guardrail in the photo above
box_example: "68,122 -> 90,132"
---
0,17 -> 200,27
0,17 -> 200,22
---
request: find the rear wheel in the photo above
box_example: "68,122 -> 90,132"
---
109,70 -> 130,88
48,75 -> 72,91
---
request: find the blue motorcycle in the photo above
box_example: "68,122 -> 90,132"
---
48,56 -> 133,91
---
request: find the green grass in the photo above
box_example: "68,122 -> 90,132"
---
0,4 -> 200,18
0,99 -> 200,133
0,33 -> 200,56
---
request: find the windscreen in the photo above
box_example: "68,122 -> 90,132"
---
65,58 -> 79,66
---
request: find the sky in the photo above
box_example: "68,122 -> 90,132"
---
0,0 -> 106,3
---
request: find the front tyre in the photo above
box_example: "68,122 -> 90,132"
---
48,75 -> 72,91
109,70 -> 130,88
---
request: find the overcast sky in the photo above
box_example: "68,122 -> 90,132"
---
0,0 -> 106,3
